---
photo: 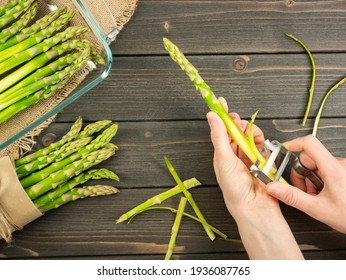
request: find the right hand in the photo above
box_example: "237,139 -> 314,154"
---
265,134 -> 346,233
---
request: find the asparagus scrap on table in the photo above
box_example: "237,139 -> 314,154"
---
14,117 -> 120,213
0,0 -> 104,124
117,158 -> 227,260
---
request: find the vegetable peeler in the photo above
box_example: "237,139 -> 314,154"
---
250,140 -> 324,193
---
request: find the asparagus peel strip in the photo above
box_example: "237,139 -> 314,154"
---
165,197 -> 186,260
128,206 -> 227,239
164,157 -> 216,241
312,76 -> 346,136
116,177 -> 201,223
286,33 -> 316,126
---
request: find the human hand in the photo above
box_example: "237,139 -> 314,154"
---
265,134 -> 346,233
207,98 -> 303,259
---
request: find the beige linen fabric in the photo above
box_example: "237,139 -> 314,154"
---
0,156 -> 43,242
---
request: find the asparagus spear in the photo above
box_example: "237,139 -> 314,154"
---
116,178 -> 201,223
33,168 -> 119,208
25,143 -> 118,199
0,10 -> 75,64
165,197 -> 186,260
163,38 -> 265,167
0,1 -> 37,44
0,52 -> 81,104
39,185 -> 119,212
0,0 -> 19,18
77,120 -> 112,138
14,117 -> 83,167
0,39 -> 91,95
0,42 -> 89,111
16,136 -> 93,178
0,5 -> 67,51
0,25 -> 87,77
20,124 -> 118,188
0,0 -> 35,29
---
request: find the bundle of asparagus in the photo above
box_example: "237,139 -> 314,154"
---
0,0 -> 103,124
0,117 -> 120,242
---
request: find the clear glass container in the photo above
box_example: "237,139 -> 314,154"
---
0,0 -> 117,150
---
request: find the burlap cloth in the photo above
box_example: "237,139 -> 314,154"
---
0,0 -> 138,160
0,0 -> 137,241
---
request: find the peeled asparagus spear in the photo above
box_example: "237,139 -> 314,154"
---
163,38 -> 266,167
33,168 -> 119,208
39,185 -> 119,212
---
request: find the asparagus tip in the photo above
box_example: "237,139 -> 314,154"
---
116,215 -> 127,224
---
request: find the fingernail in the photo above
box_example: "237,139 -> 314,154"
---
267,185 -> 281,197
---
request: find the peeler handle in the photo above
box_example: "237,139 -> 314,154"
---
292,157 -> 324,193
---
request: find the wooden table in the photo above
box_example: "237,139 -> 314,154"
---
1,0 -> 346,260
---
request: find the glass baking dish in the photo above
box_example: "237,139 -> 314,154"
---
0,0 -> 116,151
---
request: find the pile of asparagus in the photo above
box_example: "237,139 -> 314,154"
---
14,117 -> 120,213
0,0 -> 102,124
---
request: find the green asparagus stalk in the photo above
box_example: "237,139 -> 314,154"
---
39,185 -> 119,212
16,136 -> 93,178
0,39 -> 91,95
0,52 -> 81,104
163,38 -> 265,167
0,1 -> 37,44
286,33 -> 316,126
0,25 -> 87,77
33,168 -> 119,208
129,206 -> 227,239
25,143 -> 118,199
0,0 -> 19,18
165,197 -> 187,260
77,120 -> 112,138
0,5 -> 67,51
14,116 -> 83,167
20,124 -> 118,188
164,157 -> 216,241
0,43 -> 89,111
0,0 -> 35,29
116,177 -> 201,223
0,10 -> 75,64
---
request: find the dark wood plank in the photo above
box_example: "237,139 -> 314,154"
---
32,119 -> 346,188
58,54 -> 346,122
1,187 -> 345,259
112,0 -> 346,55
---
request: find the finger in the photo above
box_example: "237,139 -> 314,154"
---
207,111 -> 236,163
218,97 -> 228,113
266,182 -> 317,214
283,135 -> 336,175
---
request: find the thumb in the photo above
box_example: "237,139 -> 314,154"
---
266,182 -> 316,213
